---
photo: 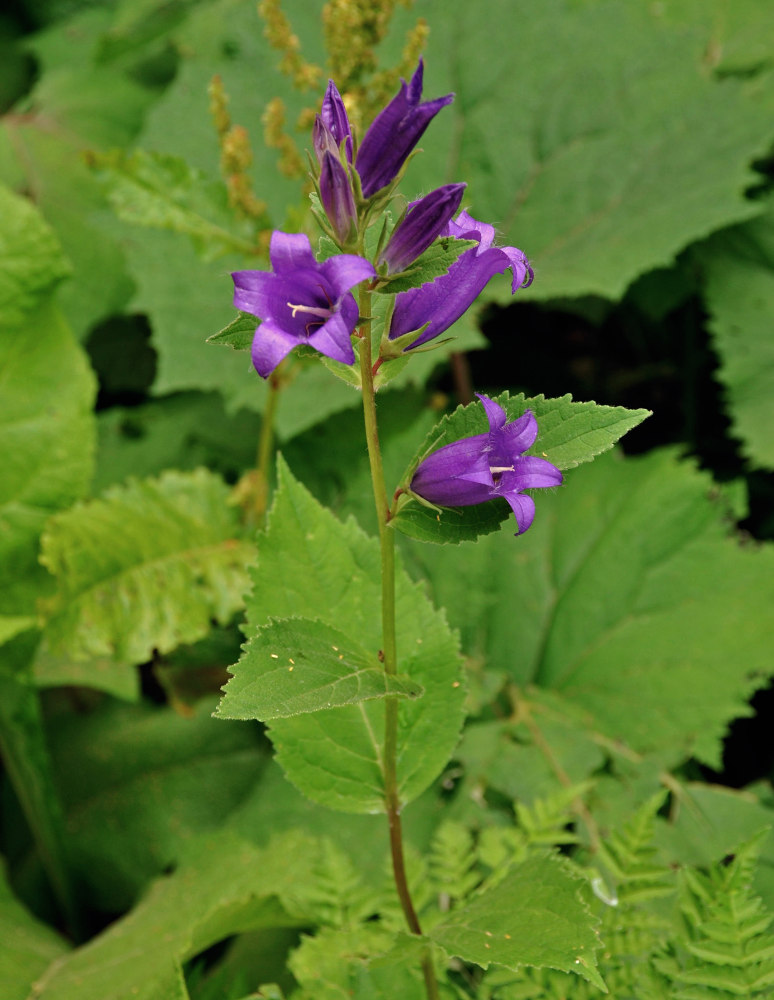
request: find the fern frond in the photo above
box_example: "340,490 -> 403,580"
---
656,829 -> 774,998
515,782 -> 592,848
428,819 -> 482,909
287,838 -> 373,928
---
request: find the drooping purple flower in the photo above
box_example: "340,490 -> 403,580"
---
410,395 -> 561,534
389,210 -> 534,349
232,231 -> 375,377
356,59 -> 454,198
319,151 -> 357,244
318,80 -> 353,162
378,183 -> 466,274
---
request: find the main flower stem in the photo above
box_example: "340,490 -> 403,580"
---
358,285 -> 439,1000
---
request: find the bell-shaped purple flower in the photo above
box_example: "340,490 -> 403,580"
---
378,183 -> 466,274
389,210 -> 534,349
356,59 -> 454,198
318,80 -> 353,162
319,151 -> 357,244
232,231 -> 375,378
410,395 -> 561,534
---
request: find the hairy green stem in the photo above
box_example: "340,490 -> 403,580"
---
358,285 -> 439,1000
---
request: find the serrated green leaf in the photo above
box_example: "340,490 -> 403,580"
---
40,469 -> 254,665
217,616 -> 423,720
409,0 -> 773,301
0,184 -> 70,327
416,448 -> 774,768
0,856 -> 69,1000
0,297 -> 97,636
93,149 -> 258,259
233,457 -> 465,813
700,194 -> 774,469
42,700 -> 268,912
207,311 -> 259,352
31,830 -> 318,1000
392,391 -> 649,544
376,237 -> 478,294
430,853 -> 605,989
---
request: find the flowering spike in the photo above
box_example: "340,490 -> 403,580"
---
319,151 -> 357,244
378,183 -> 466,274
232,232 -> 374,377
389,209 -> 533,349
356,59 -> 454,198
410,395 -> 562,534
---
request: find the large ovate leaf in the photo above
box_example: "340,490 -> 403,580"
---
225,456 -> 466,813
700,194 -> 774,469
409,0 -> 773,301
393,391 -> 649,544
0,857 -> 69,1000
31,830 -> 317,1000
40,469 -> 254,664
416,448 -> 774,768
44,699 -> 268,912
217,616 -> 423,721
430,853 -> 604,988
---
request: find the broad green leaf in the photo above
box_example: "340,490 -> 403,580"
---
0,297 -> 96,635
392,392 -> 649,544
375,237 -> 478,294
407,0 -> 773,301
207,311 -> 259,352
0,16 -> 156,336
0,633 -> 79,934
31,830 -> 317,1000
0,184 -> 70,327
700,195 -> 774,469
655,0 -> 774,75
217,616 -> 423,720
232,457 -> 466,813
94,392 -> 261,494
40,469 -> 254,664
0,856 -> 69,1000
93,149 -> 259,259
416,448 -> 774,768
430,853 -> 604,989
45,700 -> 268,912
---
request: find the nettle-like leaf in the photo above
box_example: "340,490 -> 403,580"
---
416,448 -> 774,768
0,857 -> 69,1000
219,457 -> 466,814
217,616 -> 423,720
93,149 -> 259,260
700,194 -> 774,470
375,237 -> 478,294
31,830 -> 319,1000
430,853 -> 605,990
393,391 -> 649,544
40,469 -> 254,664
409,0 -> 773,301
207,311 -> 258,352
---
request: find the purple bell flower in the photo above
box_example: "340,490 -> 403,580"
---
378,183 -> 466,274
319,151 -> 357,244
356,59 -> 454,198
318,80 -> 353,162
389,210 -> 534,349
232,231 -> 375,378
410,394 -> 562,534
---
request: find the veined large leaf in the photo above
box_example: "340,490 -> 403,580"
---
700,194 -> 774,470
40,469 -> 254,664
415,448 -> 774,768
408,0 -> 773,301
217,457 -> 466,813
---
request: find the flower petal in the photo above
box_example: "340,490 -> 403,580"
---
504,492 -> 536,534
504,456 -> 564,491
379,183 -> 466,273
307,295 -> 358,365
476,393 -> 508,433
251,321 -> 300,378
499,409 -> 539,454
269,231 -> 317,272
356,58 -> 453,198
319,253 -> 376,297
320,80 -> 353,161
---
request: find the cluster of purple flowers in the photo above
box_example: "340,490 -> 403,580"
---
231,60 -> 560,532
